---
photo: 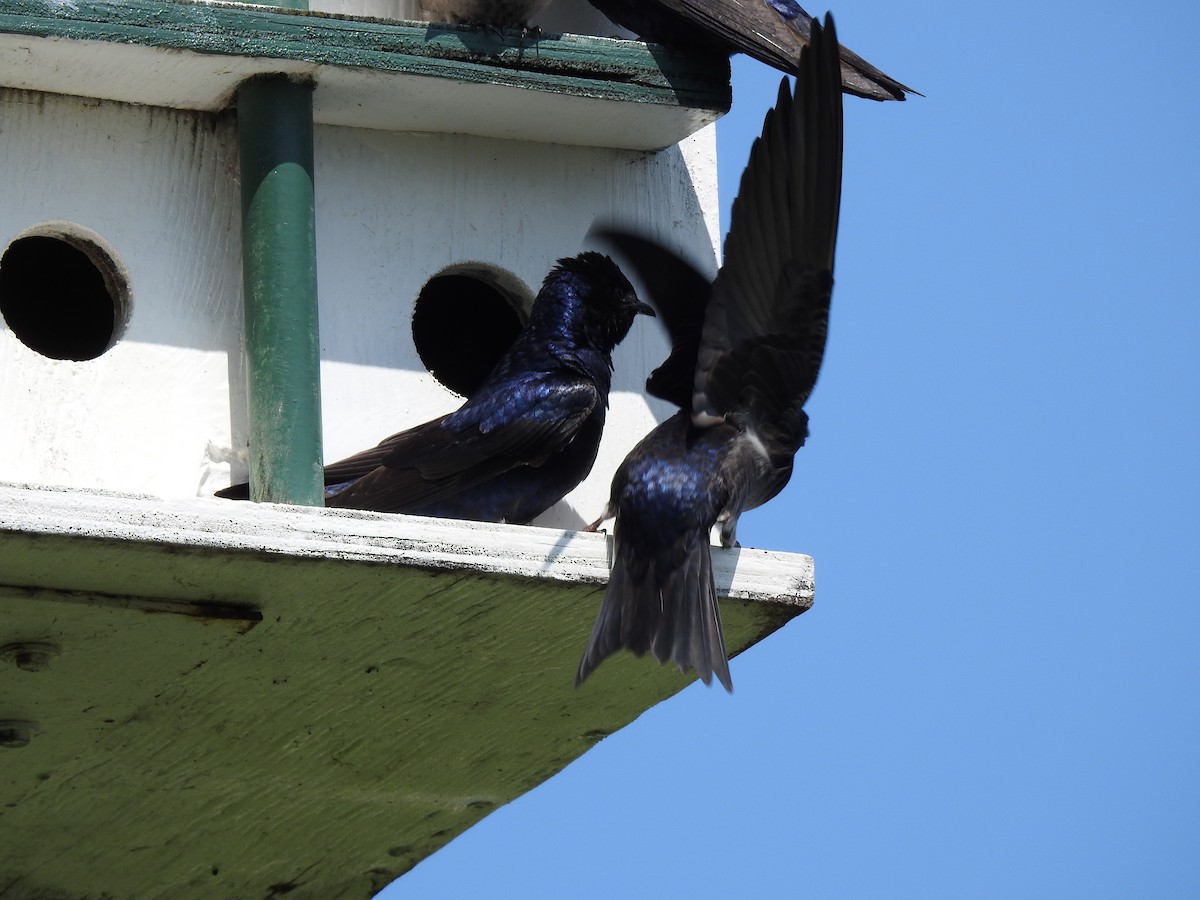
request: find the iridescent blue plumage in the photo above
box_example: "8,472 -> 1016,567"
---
576,16 -> 844,692
219,252 -> 652,524
589,0 -> 913,101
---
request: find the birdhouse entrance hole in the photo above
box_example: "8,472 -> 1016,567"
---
0,228 -> 129,362
412,267 -> 528,397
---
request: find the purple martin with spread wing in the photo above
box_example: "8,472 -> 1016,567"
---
218,252 -> 653,525
589,0 -> 913,101
576,14 -> 844,691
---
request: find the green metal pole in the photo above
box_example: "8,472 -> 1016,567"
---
237,74 -> 324,506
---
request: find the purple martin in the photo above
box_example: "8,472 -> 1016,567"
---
419,0 -> 552,28
217,252 -> 653,524
589,0 -> 913,101
575,15 -> 844,691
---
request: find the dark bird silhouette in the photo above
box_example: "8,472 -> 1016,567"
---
217,252 -> 653,524
589,0 -> 913,101
575,14 -> 844,692
419,0 -> 552,28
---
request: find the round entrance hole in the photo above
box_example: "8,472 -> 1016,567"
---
0,230 -> 129,361
411,269 -> 527,397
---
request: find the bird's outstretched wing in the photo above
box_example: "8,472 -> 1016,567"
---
595,17 -> 843,441
588,229 -> 711,410
323,373 -> 598,511
693,14 -> 843,458
575,17 -> 845,692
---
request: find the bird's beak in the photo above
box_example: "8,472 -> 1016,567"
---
633,300 -> 656,317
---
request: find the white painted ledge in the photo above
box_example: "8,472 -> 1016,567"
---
0,481 -> 813,608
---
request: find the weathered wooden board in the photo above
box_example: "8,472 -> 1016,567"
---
0,483 -> 812,898
0,0 -> 730,149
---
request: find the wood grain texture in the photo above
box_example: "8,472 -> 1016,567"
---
0,91 -> 721,524
0,91 -> 244,500
0,0 -> 730,149
0,482 -> 810,898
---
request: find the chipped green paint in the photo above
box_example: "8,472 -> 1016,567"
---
0,0 -> 731,112
242,0 -> 308,11
0,522 -> 800,898
238,74 -> 324,506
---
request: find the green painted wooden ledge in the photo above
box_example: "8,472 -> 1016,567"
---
0,483 -> 811,899
0,0 -> 731,148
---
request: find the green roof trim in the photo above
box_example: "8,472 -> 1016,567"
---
0,0 -> 731,111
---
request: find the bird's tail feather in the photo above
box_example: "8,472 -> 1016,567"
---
575,531 -> 732,692
214,482 -> 249,500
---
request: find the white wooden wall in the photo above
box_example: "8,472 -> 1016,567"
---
0,85 -> 720,527
0,91 -> 244,499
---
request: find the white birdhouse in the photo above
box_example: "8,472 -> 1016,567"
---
0,0 -> 727,527
0,2 -> 812,897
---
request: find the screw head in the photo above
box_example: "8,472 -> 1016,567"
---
0,720 -> 39,749
0,642 -> 60,672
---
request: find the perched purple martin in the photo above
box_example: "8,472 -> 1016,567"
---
575,15 -> 844,692
419,0 -> 552,28
217,252 -> 653,524
589,0 -> 913,101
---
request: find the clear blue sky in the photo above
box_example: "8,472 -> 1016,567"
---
384,2 -> 1200,896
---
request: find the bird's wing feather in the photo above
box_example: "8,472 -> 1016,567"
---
589,228 -> 712,409
694,15 -> 842,448
324,374 -> 599,510
652,0 -> 805,74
